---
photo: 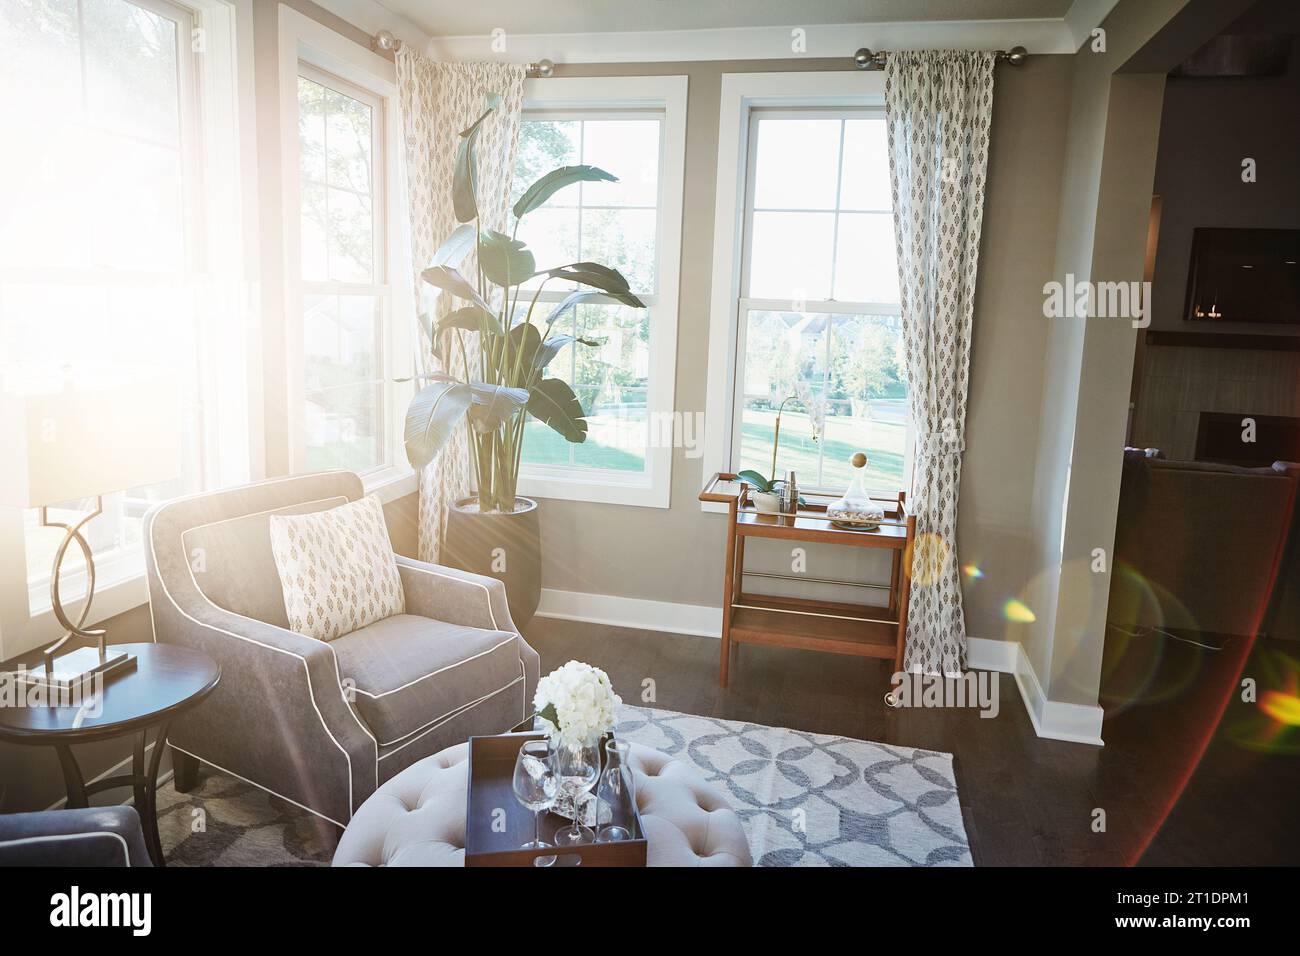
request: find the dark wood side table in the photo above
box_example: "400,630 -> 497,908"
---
700,474 -> 916,692
0,642 -> 220,866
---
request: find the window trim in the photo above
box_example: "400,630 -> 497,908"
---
700,70 -> 891,513
0,0 -> 258,660
277,6 -> 416,503
513,74 -> 688,510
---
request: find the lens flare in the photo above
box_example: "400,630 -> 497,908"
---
1002,599 -> 1036,623
1226,650 -> 1300,754
962,564 -> 984,580
1260,690 -> 1300,726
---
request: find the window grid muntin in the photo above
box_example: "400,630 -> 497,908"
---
733,106 -> 906,493
515,109 -> 665,476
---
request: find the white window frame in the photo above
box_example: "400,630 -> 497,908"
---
699,70 -> 898,513
514,74 -> 687,510
0,0 -> 257,660
277,6 -> 415,504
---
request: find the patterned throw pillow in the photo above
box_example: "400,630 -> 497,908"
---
268,494 -> 405,641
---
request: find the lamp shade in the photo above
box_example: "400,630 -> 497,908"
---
0,375 -> 183,507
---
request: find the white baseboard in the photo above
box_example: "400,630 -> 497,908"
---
966,637 -> 1018,674
537,588 -> 1104,746
537,588 -> 722,637
1012,642 -> 1105,746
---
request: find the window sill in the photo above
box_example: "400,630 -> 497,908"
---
362,466 -> 418,505
518,471 -> 669,509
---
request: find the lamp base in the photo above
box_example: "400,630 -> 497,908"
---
18,646 -> 137,694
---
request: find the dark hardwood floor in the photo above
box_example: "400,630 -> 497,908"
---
523,617 -> 1300,866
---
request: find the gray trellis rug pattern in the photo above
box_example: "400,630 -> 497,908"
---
615,705 -> 973,867
157,705 -> 971,867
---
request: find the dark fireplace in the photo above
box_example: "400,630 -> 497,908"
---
1195,412 -> 1300,466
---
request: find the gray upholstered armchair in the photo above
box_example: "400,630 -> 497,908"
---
144,472 -> 539,831
0,807 -> 151,866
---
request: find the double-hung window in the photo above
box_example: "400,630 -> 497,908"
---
0,0 -> 249,656
509,76 -> 687,509
295,66 -> 387,474
281,7 -> 412,497
704,72 -> 910,503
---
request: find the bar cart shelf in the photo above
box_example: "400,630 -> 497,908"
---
699,473 -> 917,690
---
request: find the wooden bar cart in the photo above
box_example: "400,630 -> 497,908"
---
700,473 -> 917,697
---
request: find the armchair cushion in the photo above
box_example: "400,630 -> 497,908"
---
269,494 -> 405,641
332,614 -> 525,748
0,807 -> 151,867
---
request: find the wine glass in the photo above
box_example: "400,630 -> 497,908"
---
511,739 -> 558,867
595,738 -> 637,843
550,741 -> 600,847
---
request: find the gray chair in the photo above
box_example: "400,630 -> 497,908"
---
0,807 -> 151,866
143,472 -> 540,831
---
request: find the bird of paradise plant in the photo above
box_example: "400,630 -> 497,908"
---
404,99 -> 646,513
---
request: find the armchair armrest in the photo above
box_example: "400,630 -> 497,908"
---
0,807 -> 151,867
395,555 -> 518,634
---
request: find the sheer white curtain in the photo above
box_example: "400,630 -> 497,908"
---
885,51 -> 996,675
395,51 -> 524,561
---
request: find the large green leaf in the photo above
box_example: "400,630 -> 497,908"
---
544,262 -> 646,309
543,290 -> 603,329
533,333 -> 601,371
404,381 -> 472,469
466,382 -> 529,433
453,109 -> 491,224
420,265 -> 494,314
527,377 -> 588,443
438,305 -> 502,335
507,322 -> 542,375
429,223 -> 476,269
479,230 -> 536,288
512,165 -> 617,221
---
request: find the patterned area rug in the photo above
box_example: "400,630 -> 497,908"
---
616,706 -> 972,867
157,772 -> 333,866
157,706 -> 971,867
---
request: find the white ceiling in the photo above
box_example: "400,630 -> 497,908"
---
383,0 -> 1078,38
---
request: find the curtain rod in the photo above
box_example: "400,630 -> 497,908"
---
370,31 -> 556,77
853,46 -> 1028,70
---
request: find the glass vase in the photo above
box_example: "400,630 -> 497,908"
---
595,739 -> 637,842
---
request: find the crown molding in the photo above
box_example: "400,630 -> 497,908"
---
425,18 -> 1080,65
1063,0 -> 1123,51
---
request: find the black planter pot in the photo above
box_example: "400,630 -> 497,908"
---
443,496 -> 541,629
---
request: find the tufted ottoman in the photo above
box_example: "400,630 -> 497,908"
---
333,741 -> 751,867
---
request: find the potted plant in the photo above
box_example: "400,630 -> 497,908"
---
736,393 -> 818,513
403,101 -> 645,626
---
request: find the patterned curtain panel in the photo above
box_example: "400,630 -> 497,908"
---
395,51 -> 525,561
884,51 -> 996,675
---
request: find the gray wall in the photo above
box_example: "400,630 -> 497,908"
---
443,55 -> 1078,650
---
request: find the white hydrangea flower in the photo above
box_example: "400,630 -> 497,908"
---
533,660 -> 622,749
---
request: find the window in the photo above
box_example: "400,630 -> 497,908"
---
509,76 -> 687,509
735,111 -> 908,492
296,67 -> 386,474
702,71 -> 909,504
281,7 -> 412,497
0,0 -> 247,645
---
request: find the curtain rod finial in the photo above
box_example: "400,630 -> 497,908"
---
1004,46 -> 1028,66
528,58 -> 555,78
853,48 -> 884,70
372,29 -> 400,53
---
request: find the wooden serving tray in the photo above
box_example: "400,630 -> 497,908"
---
463,731 -> 648,867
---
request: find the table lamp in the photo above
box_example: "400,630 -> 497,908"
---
1,374 -> 182,690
